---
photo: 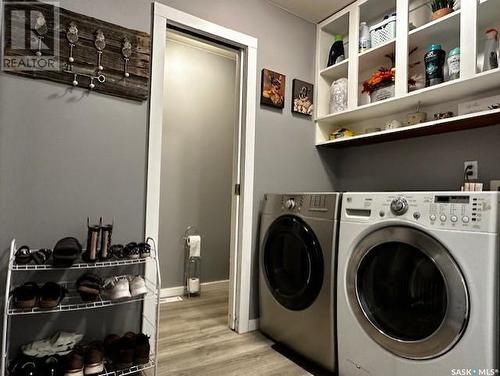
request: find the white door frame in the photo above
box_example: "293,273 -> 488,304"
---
145,2 -> 257,334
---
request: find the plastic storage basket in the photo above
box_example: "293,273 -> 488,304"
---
369,15 -> 396,48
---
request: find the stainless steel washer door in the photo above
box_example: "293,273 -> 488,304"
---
346,226 -> 469,360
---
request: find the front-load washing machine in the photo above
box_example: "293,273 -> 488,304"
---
337,192 -> 500,375
259,193 -> 340,372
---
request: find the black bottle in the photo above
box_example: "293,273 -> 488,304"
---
424,44 -> 446,87
327,34 -> 345,67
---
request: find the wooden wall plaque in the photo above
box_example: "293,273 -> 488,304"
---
2,0 -> 150,101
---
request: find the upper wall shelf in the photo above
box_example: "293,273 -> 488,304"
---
320,59 -> 349,80
315,0 -> 500,147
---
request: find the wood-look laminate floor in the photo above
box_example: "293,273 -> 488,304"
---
158,282 -> 313,376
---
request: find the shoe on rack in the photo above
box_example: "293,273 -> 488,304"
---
134,334 -> 150,365
39,282 -> 67,309
137,243 -> 151,258
10,358 -> 39,376
114,334 -> 135,370
128,276 -> 147,297
109,244 -> 124,259
15,245 -> 33,265
41,355 -> 63,376
76,273 -> 102,302
123,243 -> 139,259
103,277 -> 131,300
22,332 -> 83,358
83,342 -> 104,376
32,249 -> 52,265
64,351 -> 84,376
103,334 -> 120,365
11,282 -> 39,309
53,237 -> 82,268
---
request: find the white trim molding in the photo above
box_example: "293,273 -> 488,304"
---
160,279 -> 230,299
248,319 -> 260,332
146,2 -> 257,335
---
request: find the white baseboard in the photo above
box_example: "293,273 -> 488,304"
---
248,318 -> 259,331
160,279 -> 229,299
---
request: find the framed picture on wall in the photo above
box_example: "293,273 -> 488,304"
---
261,68 -> 286,109
292,79 -> 314,116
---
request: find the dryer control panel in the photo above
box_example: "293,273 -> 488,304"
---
342,192 -> 500,233
262,193 -> 340,220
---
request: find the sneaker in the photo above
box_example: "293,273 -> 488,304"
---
137,243 -> 151,258
103,277 -> 131,300
22,332 -> 84,358
76,274 -> 102,302
64,351 -> 84,376
128,276 -> 147,297
123,243 -> 139,259
39,282 -> 67,309
11,282 -> 39,309
134,334 -> 150,365
83,342 -> 104,375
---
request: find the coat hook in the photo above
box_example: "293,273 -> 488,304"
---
122,37 -> 132,78
94,29 -> 106,72
34,13 -> 48,57
66,22 -> 79,65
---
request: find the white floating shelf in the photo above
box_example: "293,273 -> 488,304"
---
316,108 -> 500,148
316,68 -> 500,126
320,59 -> 349,80
358,38 -> 395,68
409,10 -> 460,48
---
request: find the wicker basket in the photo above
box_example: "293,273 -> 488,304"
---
370,15 -> 396,48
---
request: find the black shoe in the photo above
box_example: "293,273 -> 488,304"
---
10,357 -> 39,376
137,243 -> 151,258
123,243 -> 139,259
41,355 -> 63,376
109,244 -> 124,259
39,282 -> 67,309
32,249 -> 52,265
11,282 -> 39,309
15,246 -> 32,265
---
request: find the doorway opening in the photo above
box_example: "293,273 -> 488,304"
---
145,3 -> 257,334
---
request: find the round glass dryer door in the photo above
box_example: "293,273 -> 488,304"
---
262,215 -> 324,311
346,226 -> 469,359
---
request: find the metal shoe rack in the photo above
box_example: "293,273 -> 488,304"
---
1,238 -> 161,376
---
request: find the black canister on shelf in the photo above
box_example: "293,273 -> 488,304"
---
327,34 -> 345,67
424,44 -> 446,87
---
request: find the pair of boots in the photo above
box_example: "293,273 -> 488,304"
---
83,218 -> 113,262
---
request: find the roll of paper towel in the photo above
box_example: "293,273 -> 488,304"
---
188,277 -> 200,294
187,235 -> 201,258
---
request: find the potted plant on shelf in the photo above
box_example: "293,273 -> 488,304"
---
362,68 -> 396,103
430,0 -> 455,21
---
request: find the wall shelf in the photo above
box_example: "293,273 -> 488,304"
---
358,38 -> 395,68
317,108 -> 500,148
320,59 -> 349,80
315,0 -> 500,147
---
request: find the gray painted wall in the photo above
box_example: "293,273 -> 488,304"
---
319,125 -> 500,192
159,35 -> 237,287
0,0 -> 334,323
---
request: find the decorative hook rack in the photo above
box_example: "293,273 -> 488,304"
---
3,0 -> 150,101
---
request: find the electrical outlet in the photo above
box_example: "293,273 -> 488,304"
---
464,161 -> 478,180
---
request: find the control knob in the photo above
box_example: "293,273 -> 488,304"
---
390,197 -> 409,215
285,199 -> 296,210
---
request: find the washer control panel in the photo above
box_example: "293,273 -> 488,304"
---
343,192 -> 500,233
